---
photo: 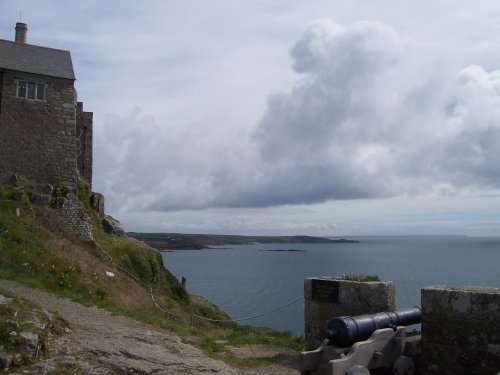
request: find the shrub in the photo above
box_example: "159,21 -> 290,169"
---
334,273 -> 381,282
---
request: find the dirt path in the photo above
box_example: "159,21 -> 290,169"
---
0,280 -> 299,374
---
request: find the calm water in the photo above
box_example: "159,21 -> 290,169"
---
160,236 -> 500,334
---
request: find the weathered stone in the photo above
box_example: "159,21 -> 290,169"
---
37,184 -> 54,195
29,192 -> 52,206
53,196 -> 66,208
0,354 -> 12,369
76,102 -> 93,187
421,285 -> 500,374
35,362 -> 56,373
0,295 -> 13,305
53,194 -> 94,241
8,332 -> 17,345
0,35 -> 92,189
11,353 -> 22,367
41,309 -> 53,327
304,277 -> 395,350
64,192 -> 76,200
19,332 -> 39,348
11,191 -> 24,200
102,216 -> 124,236
2,280 -> 240,375
90,192 -> 105,214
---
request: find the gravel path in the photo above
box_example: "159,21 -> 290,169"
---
0,279 -> 299,374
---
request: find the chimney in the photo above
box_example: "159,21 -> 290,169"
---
15,22 -> 27,43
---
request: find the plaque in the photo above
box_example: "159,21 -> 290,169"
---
311,279 -> 339,303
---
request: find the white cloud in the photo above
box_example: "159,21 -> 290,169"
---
92,19 -> 500,217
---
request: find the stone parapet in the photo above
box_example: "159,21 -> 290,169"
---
304,277 -> 395,350
421,285 -> 500,374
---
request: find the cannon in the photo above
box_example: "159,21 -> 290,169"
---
300,307 -> 421,375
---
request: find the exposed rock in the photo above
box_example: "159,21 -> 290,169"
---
2,280 -> 240,375
9,331 -> 18,341
11,353 -> 22,367
90,192 -> 105,214
0,280 -> 300,375
225,345 -> 297,359
52,196 -> 66,208
37,184 -> 54,195
41,309 -> 54,327
102,216 -> 124,236
35,361 -> 56,373
29,192 -> 52,206
20,332 -> 39,348
0,295 -> 13,305
11,191 -> 24,201
0,354 -> 13,370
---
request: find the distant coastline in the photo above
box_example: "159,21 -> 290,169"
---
127,232 -> 359,250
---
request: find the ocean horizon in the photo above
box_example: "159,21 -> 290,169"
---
161,235 -> 500,334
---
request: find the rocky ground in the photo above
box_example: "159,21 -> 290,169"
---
0,280 -> 300,374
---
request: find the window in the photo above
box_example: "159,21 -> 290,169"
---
17,80 -> 45,100
36,83 -> 45,100
17,80 -> 26,98
27,82 -> 36,99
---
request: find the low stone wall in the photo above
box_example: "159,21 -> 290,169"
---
421,285 -> 500,374
58,193 -> 94,242
13,185 -> 95,242
304,277 -> 395,350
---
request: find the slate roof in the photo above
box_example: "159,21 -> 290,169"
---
0,39 -> 75,80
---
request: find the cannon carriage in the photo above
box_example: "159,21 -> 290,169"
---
300,306 -> 421,375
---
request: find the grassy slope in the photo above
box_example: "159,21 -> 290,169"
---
0,183 -> 303,365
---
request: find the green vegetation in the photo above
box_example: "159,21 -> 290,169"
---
0,182 -> 304,367
334,273 -> 381,282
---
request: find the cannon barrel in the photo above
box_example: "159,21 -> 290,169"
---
325,306 -> 422,347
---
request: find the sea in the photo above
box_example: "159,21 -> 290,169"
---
160,236 -> 500,335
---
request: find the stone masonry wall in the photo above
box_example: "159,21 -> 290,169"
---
76,102 -> 93,188
25,186 -> 94,242
304,277 -> 395,350
0,70 -> 77,187
421,285 -> 500,374
59,193 -> 94,242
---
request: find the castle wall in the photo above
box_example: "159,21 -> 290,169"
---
0,70 -> 78,187
76,102 -> 93,188
421,285 -> 500,374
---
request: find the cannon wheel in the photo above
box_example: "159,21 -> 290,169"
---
345,365 -> 370,375
392,355 -> 415,375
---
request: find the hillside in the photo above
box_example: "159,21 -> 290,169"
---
128,232 -> 358,250
0,182 -> 302,373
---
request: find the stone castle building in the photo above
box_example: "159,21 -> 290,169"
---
0,22 -> 93,188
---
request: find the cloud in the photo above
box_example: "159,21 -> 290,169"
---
94,19 -> 500,214
246,20 -> 500,206
437,65 -> 500,187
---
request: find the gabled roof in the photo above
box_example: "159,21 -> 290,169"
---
0,39 -> 75,80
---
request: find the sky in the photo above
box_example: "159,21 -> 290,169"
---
2,1 -> 500,236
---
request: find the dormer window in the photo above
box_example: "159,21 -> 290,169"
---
17,80 -> 45,100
